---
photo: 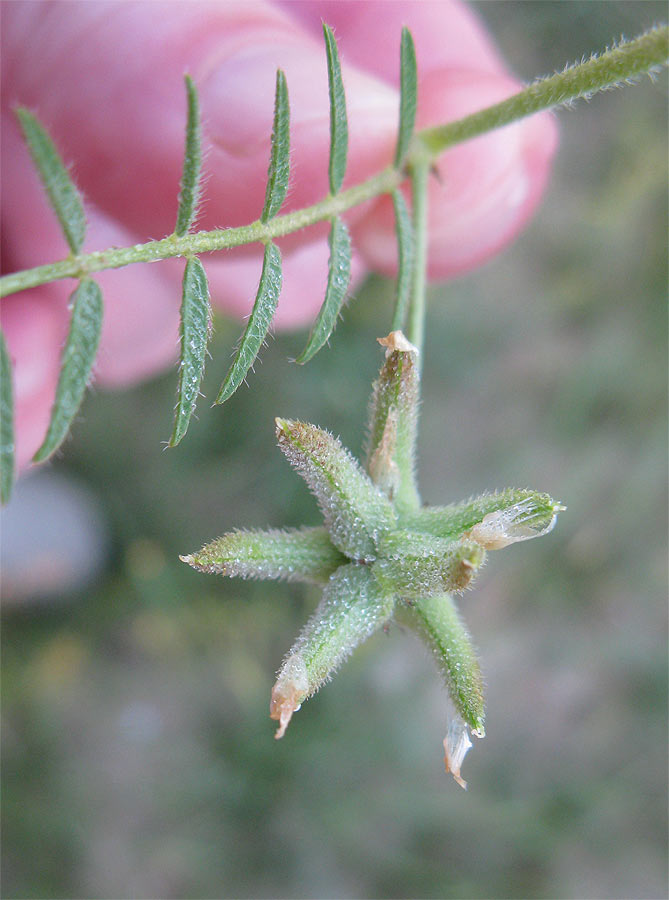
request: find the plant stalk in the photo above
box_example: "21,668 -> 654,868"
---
406,159 -> 430,367
420,26 -> 669,155
1,26 -> 666,300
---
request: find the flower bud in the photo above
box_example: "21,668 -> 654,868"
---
399,488 -> 563,545
276,418 -> 396,560
270,563 -> 394,737
374,530 -> 485,597
366,331 -> 421,512
180,526 -> 346,583
467,497 -> 564,549
396,591 -> 485,738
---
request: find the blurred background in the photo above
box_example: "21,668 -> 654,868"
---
2,3 -> 667,898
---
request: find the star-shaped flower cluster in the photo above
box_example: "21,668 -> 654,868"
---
182,332 -> 563,787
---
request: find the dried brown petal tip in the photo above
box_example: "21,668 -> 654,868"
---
269,655 -> 309,740
377,331 -> 418,355
443,715 -> 474,790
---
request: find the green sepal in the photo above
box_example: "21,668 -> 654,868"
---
295,217 -> 351,364
275,418 -> 396,560
397,592 -> 485,735
261,70 -> 290,223
366,332 -> 420,512
216,241 -> 282,404
180,526 -> 346,583
0,331 -> 15,504
33,279 -> 103,462
399,489 -> 563,547
174,74 -> 203,237
16,108 -> 86,254
270,562 -> 394,737
323,23 -> 348,195
373,530 -> 486,597
169,257 -> 211,446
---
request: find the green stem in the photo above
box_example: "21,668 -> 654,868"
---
406,158 -> 429,367
420,26 -> 669,155
1,26 -> 666,300
0,169 -> 400,297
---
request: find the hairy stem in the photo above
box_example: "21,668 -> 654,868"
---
420,26 -> 669,155
0,170 -> 400,297
406,158 -> 429,366
1,26 -> 666,300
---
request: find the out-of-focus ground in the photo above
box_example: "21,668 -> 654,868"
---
2,3 -> 667,898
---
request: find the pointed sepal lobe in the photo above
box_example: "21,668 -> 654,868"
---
276,418 -> 396,560
180,526 -> 346,584
271,562 -> 395,737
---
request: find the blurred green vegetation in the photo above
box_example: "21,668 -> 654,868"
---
2,3 -> 667,898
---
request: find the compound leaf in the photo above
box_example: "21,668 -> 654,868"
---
169,257 -> 211,446
323,23 -> 348,194
216,242 -> 282,404
261,70 -> 290,223
174,74 -> 203,237
33,279 -> 103,462
16,107 -> 86,254
296,217 -> 351,364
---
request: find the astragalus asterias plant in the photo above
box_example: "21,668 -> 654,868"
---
182,331 -> 564,787
1,20 -> 667,785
